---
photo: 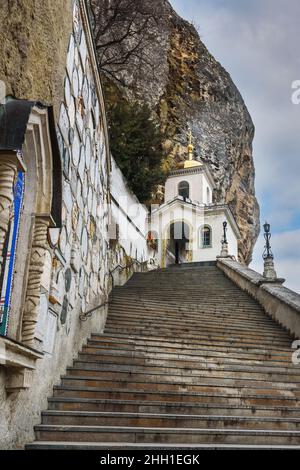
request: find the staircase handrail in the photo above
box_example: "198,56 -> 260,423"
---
79,257 -> 152,321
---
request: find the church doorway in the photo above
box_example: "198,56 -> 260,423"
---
166,221 -> 190,265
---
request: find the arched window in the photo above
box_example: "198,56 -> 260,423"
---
178,181 -> 189,199
200,226 -> 212,248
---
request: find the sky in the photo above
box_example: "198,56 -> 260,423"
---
170,0 -> 300,292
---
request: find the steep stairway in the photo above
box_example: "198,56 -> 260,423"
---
27,263 -> 300,449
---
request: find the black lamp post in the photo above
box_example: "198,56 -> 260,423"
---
263,221 -> 273,260
222,221 -> 228,244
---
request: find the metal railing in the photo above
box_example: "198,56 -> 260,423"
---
79,297 -> 110,322
79,257 -> 151,321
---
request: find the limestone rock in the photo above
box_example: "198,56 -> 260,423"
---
91,0 -> 260,264
0,0 -> 73,120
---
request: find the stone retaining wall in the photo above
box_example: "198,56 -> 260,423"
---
217,258 -> 300,339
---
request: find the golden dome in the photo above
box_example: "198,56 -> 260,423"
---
183,159 -> 202,169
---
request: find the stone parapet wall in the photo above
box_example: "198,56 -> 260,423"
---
217,258 -> 300,340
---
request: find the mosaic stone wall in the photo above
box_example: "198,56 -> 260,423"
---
48,0 -> 111,327
0,0 -> 149,449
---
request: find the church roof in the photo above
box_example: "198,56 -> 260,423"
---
168,164 -> 216,189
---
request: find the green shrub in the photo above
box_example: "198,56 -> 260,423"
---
107,98 -> 166,203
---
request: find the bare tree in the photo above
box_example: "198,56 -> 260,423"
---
88,0 -> 164,84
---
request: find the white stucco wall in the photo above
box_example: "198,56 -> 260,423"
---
150,200 -> 239,266
195,211 -> 238,262
165,169 -> 214,205
110,156 -> 148,263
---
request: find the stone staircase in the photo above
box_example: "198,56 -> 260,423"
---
27,263 -> 300,449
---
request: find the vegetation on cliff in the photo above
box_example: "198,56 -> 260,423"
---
105,82 -> 166,202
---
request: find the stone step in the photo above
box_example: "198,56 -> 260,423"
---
25,441 -> 300,450
123,284 -> 238,287
108,304 -> 282,322
40,410 -> 300,430
103,327 -> 291,347
116,294 -> 256,300
53,385 -> 300,407
114,284 -> 258,293
28,264 -> 300,449
105,316 -> 290,339
121,286 -> 247,290
107,307 -> 280,328
60,372 -> 300,394
67,358 -> 300,382
109,297 -> 265,305
125,281 -> 236,286
48,397 -> 300,418
111,296 -> 263,308
107,315 -> 275,334
124,280 -> 238,284
59,376 -> 300,399
127,276 -> 234,282
118,289 -> 250,295
111,305 -> 262,314
82,341 -> 293,364
90,333 -> 293,356
104,327 -> 291,348
124,280 -> 241,284
112,286 -> 269,296
33,425 -> 300,445
108,307 -> 274,324
115,283 -> 259,289
113,286 -> 258,295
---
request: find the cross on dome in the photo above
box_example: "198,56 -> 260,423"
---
178,127 -> 202,169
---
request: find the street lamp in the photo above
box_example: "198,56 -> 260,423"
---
219,221 -> 229,257
262,221 -> 273,260
222,221 -> 228,245
262,221 -> 277,280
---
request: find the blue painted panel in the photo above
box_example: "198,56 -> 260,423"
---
0,172 -> 25,336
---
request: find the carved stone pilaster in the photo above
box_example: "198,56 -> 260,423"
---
0,158 -> 17,272
21,217 -> 50,346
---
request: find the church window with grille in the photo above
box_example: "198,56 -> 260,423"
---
201,226 -> 212,248
178,181 -> 190,199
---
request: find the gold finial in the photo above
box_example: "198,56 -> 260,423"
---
177,127 -> 202,169
187,128 -> 194,161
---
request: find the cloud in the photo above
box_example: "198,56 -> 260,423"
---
170,0 -> 300,288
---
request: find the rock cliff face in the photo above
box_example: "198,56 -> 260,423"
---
0,0 -> 73,119
92,0 -> 260,264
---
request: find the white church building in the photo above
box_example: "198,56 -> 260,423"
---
148,133 -> 240,267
